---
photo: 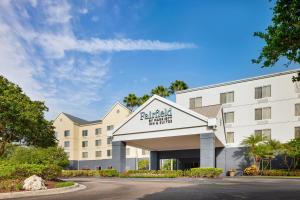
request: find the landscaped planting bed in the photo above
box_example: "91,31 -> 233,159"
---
62,168 -> 224,178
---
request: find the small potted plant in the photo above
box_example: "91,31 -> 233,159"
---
228,168 -> 236,177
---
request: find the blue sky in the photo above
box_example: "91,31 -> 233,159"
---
0,0 -> 299,120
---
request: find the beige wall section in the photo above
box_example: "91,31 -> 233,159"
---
53,113 -> 80,160
54,102 -> 149,162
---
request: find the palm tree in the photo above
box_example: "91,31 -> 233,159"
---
241,134 -> 262,168
138,94 -> 150,106
123,93 -> 138,111
151,86 -> 170,98
169,80 -> 188,94
263,139 -> 281,170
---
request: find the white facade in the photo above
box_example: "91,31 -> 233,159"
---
176,69 -> 300,147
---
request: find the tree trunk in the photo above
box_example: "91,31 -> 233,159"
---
0,141 -> 6,157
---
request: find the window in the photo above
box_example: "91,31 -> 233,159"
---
107,137 -> 112,145
224,112 -> 234,123
82,130 -> 88,137
255,129 -> 271,141
95,139 -> 101,146
82,141 -> 88,147
107,125 -> 114,131
255,107 -> 271,120
64,141 -> 70,148
82,152 -> 88,158
95,128 -> 102,135
189,97 -> 202,109
295,127 -> 300,139
126,148 -> 130,155
255,85 -> 271,99
295,104 -> 300,116
226,132 -> 234,143
64,130 -> 70,137
66,152 -> 70,158
107,150 -> 111,157
220,92 -> 234,104
95,151 -> 102,158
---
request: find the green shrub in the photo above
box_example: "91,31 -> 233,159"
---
9,147 -> 69,168
188,168 -> 223,178
61,169 -> 119,177
98,169 -> 119,177
138,159 -> 149,170
261,170 -> 300,176
0,163 -> 61,180
123,170 -> 184,178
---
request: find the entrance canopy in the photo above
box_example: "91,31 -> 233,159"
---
111,95 -> 226,151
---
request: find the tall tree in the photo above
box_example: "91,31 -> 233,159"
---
123,93 -> 139,111
151,86 -> 170,98
0,76 -> 56,157
252,0 -> 300,68
138,94 -> 151,106
169,80 -> 188,94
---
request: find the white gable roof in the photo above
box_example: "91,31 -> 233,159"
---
112,95 -> 210,138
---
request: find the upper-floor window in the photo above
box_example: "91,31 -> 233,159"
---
295,103 -> 300,116
64,130 -> 70,137
82,130 -> 88,137
82,141 -> 88,147
82,152 -> 88,158
95,139 -> 101,146
255,107 -> 271,120
66,152 -> 70,158
107,149 -> 111,157
255,85 -> 271,99
64,141 -> 70,148
224,112 -> 234,123
95,128 -> 102,135
226,132 -> 234,143
95,151 -> 102,158
255,129 -> 271,141
107,137 -> 112,145
126,148 -> 130,155
220,92 -> 234,104
189,97 -> 202,109
295,127 -> 300,139
107,125 -> 114,131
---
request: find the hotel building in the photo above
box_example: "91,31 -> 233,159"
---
54,102 -> 149,170
111,69 -> 300,172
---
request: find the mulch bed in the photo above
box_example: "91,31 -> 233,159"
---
0,180 -> 61,193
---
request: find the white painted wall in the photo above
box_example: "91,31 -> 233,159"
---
176,70 -> 300,146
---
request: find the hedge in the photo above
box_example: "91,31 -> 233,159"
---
0,164 -> 62,180
187,168 -> 223,178
260,170 -> 300,176
61,169 -> 119,177
121,170 -> 184,178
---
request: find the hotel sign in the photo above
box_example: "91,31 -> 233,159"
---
140,108 -> 173,126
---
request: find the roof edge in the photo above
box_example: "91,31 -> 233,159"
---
176,68 -> 300,94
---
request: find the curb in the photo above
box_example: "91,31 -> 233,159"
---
0,183 -> 86,199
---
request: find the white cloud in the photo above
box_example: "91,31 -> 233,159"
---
79,8 -> 88,14
0,0 -> 196,120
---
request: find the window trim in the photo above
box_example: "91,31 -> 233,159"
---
224,112 -> 234,124
82,141 -> 88,148
82,130 -> 88,137
64,130 -> 70,137
255,129 -> 271,141
255,85 -> 271,99
295,127 -> 300,139
295,103 -> 300,116
189,97 -> 202,109
226,132 -> 234,144
255,107 -> 271,120
220,91 -> 234,104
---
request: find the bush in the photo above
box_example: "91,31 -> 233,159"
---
123,170 -> 184,178
261,170 -> 300,176
244,165 -> 259,176
0,163 -> 62,180
188,168 -> 223,178
98,169 -> 119,177
138,159 -> 149,170
9,146 -> 69,168
0,179 -> 23,192
61,169 -> 119,177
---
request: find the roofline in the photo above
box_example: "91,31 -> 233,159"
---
176,68 -> 300,94
101,101 -> 131,120
112,95 -> 209,136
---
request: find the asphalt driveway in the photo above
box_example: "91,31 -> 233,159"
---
12,177 -> 300,200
